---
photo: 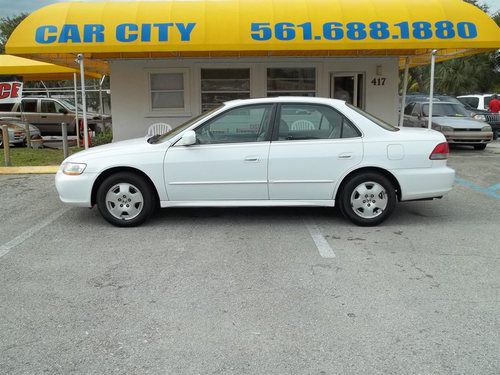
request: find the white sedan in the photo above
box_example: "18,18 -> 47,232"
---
56,97 -> 455,227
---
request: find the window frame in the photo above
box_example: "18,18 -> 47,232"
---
266,67 -> 317,98
192,103 -> 277,145
200,68 -> 251,112
271,102 -> 361,142
146,68 -> 191,116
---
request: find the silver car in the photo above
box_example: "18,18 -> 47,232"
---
0,118 -> 41,147
403,102 -> 493,150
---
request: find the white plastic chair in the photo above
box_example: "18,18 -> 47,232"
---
147,123 -> 172,136
290,119 -> 315,131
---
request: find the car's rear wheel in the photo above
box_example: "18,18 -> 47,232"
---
473,144 -> 487,150
339,172 -> 397,226
96,172 -> 156,227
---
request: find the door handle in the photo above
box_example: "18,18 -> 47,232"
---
244,156 -> 260,162
338,153 -> 354,160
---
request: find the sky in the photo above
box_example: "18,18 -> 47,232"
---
0,0 -> 499,17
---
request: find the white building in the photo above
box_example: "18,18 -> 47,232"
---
5,0 -> 500,141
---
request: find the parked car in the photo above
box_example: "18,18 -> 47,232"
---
403,101 -> 493,150
0,118 -> 41,147
0,97 -> 111,136
56,97 -> 455,227
457,94 -> 493,111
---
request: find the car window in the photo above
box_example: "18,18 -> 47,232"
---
484,96 -> 492,107
278,103 -> 359,141
422,103 -> 469,117
411,104 -> 421,117
404,103 -> 415,115
41,100 -> 57,113
0,103 -> 14,111
195,104 -> 273,144
21,99 -> 37,112
459,97 -> 479,108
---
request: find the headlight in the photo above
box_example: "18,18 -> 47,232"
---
474,114 -> 486,121
481,125 -> 492,132
62,162 -> 87,175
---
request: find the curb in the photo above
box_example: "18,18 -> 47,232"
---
0,166 -> 59,175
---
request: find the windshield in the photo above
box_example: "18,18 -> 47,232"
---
152,105 -> 223,143
58,99 -> 84,112
347,103 -> 399,132
422,103 -> 469,117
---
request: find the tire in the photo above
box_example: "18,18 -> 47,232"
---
96,172 -> 156,227
473,144 -> 487,150
339,172 -> 397,227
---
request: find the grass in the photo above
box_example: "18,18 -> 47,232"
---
0,146 -> 84,167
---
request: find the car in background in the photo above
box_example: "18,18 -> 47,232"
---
403,101 -> 493,150
0,97 -> 111,136
457,94 -> 493,111
0,118 -> 41,147
56,97 -> 455,228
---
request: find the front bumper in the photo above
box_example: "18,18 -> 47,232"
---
55,169 -> 97,207
442,130 -> 493,144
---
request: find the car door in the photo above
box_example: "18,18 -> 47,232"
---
164,104 -> 274,201
268,103 -> 363,200
18,99 -> 39,127
39,99 -> 69,135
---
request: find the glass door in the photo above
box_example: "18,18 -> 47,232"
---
331,73 -> 365,109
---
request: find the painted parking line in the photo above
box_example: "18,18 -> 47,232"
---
454,177 -> 500,199
304,218 -> 336,258
0,208 -> 69,259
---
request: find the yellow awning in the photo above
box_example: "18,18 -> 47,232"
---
0,54 -> 101,81
5,0 -> 500,71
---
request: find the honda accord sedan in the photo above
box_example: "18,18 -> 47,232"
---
56,97 -> 455,227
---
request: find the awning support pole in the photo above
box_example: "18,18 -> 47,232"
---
73,72 -> 80,148
77,54 -> 89,149
398,57 -> 410,128
99,75 -> 105,117
428,50 -> 438,130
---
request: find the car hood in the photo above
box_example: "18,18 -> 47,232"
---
65,137 -> 171,163
432,117 -> 485,129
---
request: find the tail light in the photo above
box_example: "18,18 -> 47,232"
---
429,142 -> 449,160
14,131 -> 23,136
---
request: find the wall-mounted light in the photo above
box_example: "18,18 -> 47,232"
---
376,65 -> 383,76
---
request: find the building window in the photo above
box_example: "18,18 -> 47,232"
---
149,72 -> 187,112
201,68 -> 250,112
267,68 -> 316,97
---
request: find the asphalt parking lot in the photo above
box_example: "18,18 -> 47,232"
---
1,144 -> 499,375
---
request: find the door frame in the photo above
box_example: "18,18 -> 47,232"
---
330,72 -> 366,109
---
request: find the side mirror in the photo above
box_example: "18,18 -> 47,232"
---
177,130 -> 196,146
59,108 -> 69,114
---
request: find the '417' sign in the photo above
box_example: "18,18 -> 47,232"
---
0,81 -> 23,103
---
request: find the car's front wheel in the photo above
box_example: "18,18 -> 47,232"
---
339,172 -> 397,226
96,172 -> 156,227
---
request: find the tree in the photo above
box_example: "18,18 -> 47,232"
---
0,13 -> 28,54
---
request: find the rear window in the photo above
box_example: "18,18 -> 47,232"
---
346,104 -> 399,132
458,97 -> 479,108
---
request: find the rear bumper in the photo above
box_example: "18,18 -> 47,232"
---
391,166 -> 455,201
55,170 -> 96,207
